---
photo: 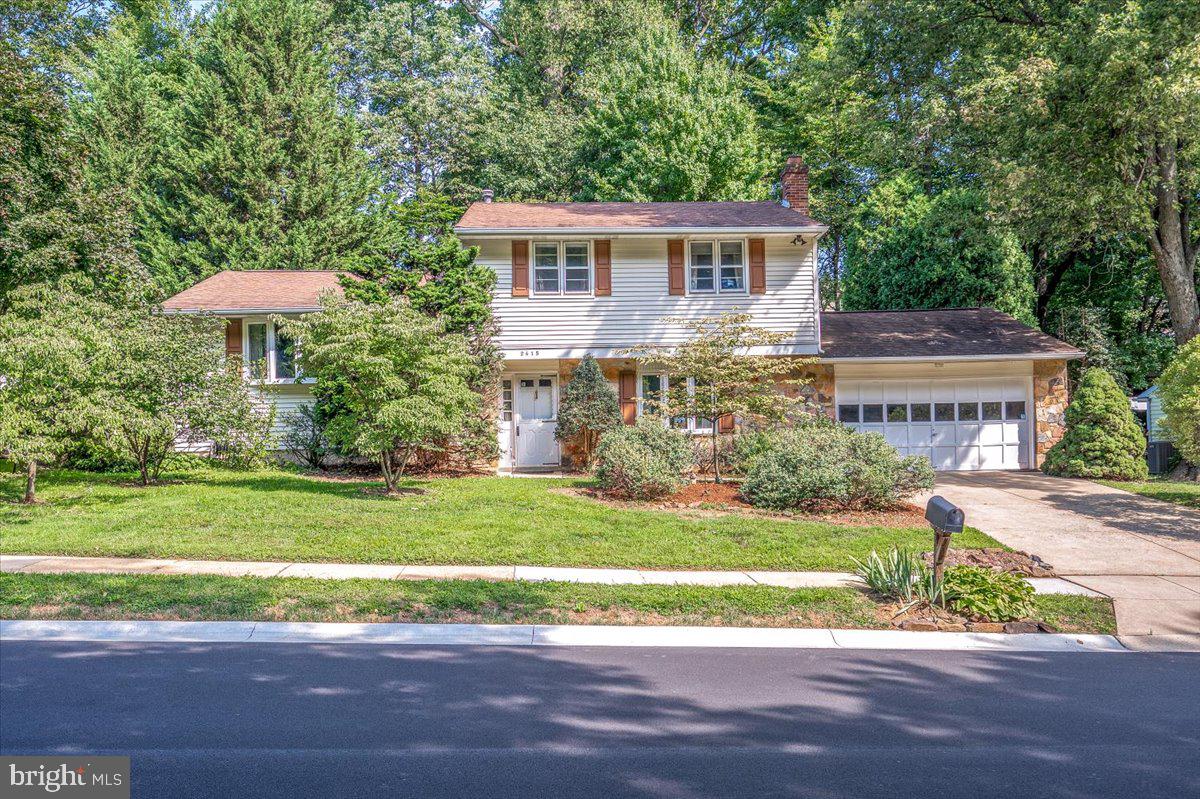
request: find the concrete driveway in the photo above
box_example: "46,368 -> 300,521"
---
931,471 -> 1200,645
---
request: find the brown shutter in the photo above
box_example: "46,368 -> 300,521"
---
619,370 -> 638,425
511,240 -> 529,297
748,238 -> 766,294
225,318 -> 243,359
718,413 -> 736,433
667,240 -> 685,295
594,240 -> 612,296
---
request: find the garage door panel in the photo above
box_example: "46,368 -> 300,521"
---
837,376 -> 1032,472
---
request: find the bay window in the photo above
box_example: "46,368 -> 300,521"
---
689,240 -> 746,294
533,241 -> 592,295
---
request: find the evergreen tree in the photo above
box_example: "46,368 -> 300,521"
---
1042,368 -> 1149,481
555,355 -> 622,469
1,21 -> 147,309
146,0 -> 399,294
841,177 -> 1036,323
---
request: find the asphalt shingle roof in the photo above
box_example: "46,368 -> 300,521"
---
455,201 -> 824,231
820,308 -> 1083,360
161,270 -> 348,312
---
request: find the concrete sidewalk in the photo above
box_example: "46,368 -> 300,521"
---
0,553 -> 1096,595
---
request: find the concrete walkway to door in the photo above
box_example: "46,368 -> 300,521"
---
930,471 -> 1200,649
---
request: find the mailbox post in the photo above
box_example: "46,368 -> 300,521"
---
924,496 -> 965,585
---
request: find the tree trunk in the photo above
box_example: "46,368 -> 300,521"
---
380,451 -> 398,494
22,460 -> 37,504
711,426 -> 721,484
1147,141 -> 1200,345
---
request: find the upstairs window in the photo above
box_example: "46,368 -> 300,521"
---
245,320 -> 300,382
532,241 -> 592,295
689,240 -> 746,293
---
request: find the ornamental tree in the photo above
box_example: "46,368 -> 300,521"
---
621,313 -> 808,483
1157,338 -> 1200,480
281,297 -> 480,494
1042,368 -> 1148,481
102,310 -> 271,485
0,280 -> 112,502
555,355 -> 622,469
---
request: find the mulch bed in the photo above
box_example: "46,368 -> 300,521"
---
571,481 -> 931,528
920,547 -> 1056,577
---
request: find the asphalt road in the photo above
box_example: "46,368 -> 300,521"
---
2,641 -> 1198,798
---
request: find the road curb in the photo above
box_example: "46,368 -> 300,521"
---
0,620 -> 1128,652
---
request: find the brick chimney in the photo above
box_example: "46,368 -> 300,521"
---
480,188 -> 494,203
780,156 -> 809,214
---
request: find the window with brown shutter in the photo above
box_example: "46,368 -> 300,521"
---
619,370 -> 637,425
748,238 -> 766,294
511,240 -> 529,297
718,413 -> 735,433
667,240 -> 685,295
594,240 -> 612,296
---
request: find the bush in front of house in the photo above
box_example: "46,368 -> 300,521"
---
280,403 -> 333,470
594,418 -> 693,500
741,423 -> 935,510
556,355 -> 623,469
1042,367 -> 1148,481
942,565 -> 1035,622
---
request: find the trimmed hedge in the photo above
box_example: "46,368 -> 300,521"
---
742,423 -> 934,510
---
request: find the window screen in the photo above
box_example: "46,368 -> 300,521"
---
719,241 -> 745,291
563,243 -> 590,293
534,243 -> 559,293
689,242 -> 715,292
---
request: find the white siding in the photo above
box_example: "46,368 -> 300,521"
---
468,235 -> 819,358
173,382 -> 315,454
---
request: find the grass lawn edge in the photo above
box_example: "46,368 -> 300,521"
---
0,572 -> 1117,635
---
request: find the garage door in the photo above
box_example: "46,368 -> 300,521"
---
836,378 -> 1032,471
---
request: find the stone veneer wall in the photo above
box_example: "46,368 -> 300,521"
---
776,362 -> 836,419
1033,359 -> 1070,466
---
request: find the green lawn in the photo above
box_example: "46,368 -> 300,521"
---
0,466 -> 998,570
0,572 -> 1116,633
1099,478 -> 1200,509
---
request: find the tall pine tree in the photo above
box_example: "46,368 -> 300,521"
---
145,0 -> 398,294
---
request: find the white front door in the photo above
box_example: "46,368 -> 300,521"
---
515,374 -> 560,467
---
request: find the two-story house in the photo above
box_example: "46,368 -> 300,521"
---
162,157 -> 1082,472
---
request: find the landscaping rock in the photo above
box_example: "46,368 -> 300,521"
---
899,620 -> 940,631
921,547 -> 1056,577
965,622 -> 1005,633
1037,621 -> 1060,634
938,622 -> 967,632
1003,621 -> 1041,634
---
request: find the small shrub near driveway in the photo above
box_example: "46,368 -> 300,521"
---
594,419 -> 692,499
1042,367 -> 1148,481
942,565 -> 1035,622
742,424 -> 934,510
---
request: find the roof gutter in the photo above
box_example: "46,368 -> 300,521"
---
160,306 -> 324,315
820,352 -> 1084,363
454,226 -> 829,238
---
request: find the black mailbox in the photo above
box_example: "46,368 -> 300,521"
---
925,496 -> 964,535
